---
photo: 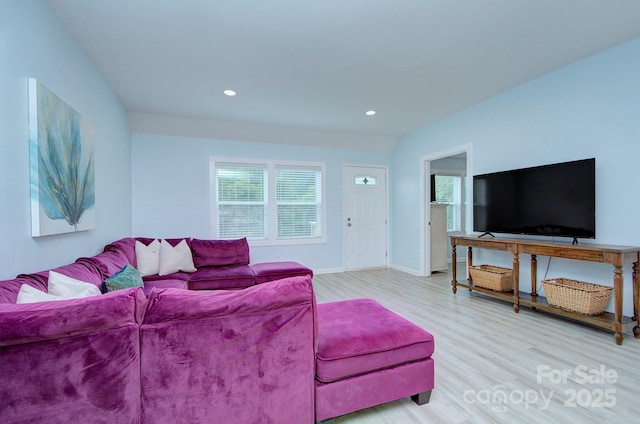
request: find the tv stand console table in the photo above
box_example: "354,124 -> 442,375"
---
450,235 -> 640,345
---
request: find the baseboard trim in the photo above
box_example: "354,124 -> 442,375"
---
389,264 -> 421,276
313,267 -> 345,275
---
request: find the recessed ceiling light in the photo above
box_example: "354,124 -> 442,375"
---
223,89 -> 237,97
365,110 -> 376,116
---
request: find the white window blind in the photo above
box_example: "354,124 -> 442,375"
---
434,174 -> 462,232
215,164 -> 268,239
276,167 -> 322,238
212,159 -> 326,244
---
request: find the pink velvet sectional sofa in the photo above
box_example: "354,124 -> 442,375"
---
0,237 -> 435,423
98,237 -> 313,293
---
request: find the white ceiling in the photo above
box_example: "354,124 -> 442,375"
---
47,0 -> 640,151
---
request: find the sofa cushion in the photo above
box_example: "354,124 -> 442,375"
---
315,299 -> 435,383
139,276 -> 315,424
137,237 -> 191,248
0,287 -> 145,424
0,276 -> 48,304
77,248 -> 131,280
142,279 -> 188,297
22,262 -> 104,295
103,264 -> 144,293
188,265 -> 255,290
47,271 -> 102,300
190,237 -> 250,268
104,237 -> 137,266
142,272 -> 191,282
251,261 -> 313,284
136,239 -> 161,276
0,287 -> 146,346
159,239 -> 196,275
52,261 -> 105,286
16,284 -> 62,303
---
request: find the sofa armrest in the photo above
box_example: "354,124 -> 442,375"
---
0,287 -> 146,346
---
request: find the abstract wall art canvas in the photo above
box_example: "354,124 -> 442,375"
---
28,78 -> 95,237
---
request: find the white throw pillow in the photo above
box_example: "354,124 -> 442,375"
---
136,239 -> 161,276
48,271 -> 102,299
17,284 -> 63,304
159,239 -> 197,276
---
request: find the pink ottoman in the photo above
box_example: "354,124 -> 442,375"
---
250,261 -> 313,284
315,299 -> 435,421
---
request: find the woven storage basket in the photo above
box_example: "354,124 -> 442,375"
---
469,265 -> 513,292
541,278 -> 612,315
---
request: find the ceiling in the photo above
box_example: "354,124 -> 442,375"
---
47,0 -> 640,150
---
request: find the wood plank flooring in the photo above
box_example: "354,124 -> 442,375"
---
313,266 -> 640,424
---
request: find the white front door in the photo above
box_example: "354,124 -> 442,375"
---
344,166 -> 388,270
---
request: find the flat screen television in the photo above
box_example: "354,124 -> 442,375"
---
473,158 -> 595,241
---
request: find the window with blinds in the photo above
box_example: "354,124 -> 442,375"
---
276,167 -> 322,238
433,174 -> 463,232
215,164 -> 268,239
212,159 -> 325,244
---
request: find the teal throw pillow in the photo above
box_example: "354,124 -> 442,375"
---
103,264 -> 144,293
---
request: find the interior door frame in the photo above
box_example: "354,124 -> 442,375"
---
419,144 -> 473,276
343,163 -> 390,271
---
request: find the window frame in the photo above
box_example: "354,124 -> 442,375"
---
432,169 -> 466,234
214,162 -> 269,240
210,157 -> 327,246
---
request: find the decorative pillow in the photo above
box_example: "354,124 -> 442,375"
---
16,284 -> 63,303
102,264 -> 144,292
159,239 -> 197,276
48,270 -> 102,299
136,239 -> 161,276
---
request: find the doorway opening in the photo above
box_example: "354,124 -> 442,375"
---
421,145 -> 471,276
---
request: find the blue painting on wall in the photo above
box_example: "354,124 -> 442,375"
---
28,78 -> 95,237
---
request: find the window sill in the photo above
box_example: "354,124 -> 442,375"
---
247,236 -> 327,247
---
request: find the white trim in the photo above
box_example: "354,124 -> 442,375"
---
343,164 -> 390,271
419,144 -> 473,277
313,267 -> 346,275
389,263 -> 421,277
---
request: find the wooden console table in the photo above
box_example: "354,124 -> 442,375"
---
450,235 -> 640,345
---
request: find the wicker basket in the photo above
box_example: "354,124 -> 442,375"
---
541,278 -> 612,315
469,265 -> 513,292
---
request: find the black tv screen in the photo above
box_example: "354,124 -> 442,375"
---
473,158 -> 596,239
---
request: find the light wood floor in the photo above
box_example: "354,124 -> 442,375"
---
312,266 -> 640,424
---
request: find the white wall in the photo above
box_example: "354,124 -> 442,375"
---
392,37 -> 640,314
131,132 -> 390,272
431,155 -> 466,172
0,0 -> 132,280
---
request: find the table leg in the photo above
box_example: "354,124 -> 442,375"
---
467,247 -> 473,291
530,254 -> 538,297
451,244 -> 457,294
513,252 -> 520,313
633,262 -> 640,339
613,266 -> 624,345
